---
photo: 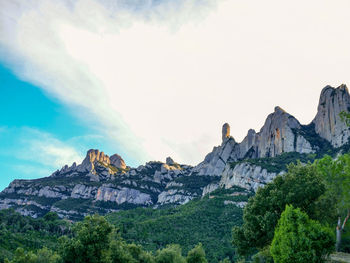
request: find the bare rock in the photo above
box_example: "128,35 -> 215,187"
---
157,189 -> 193,205
95,186 -> 152,205
110,154 -> 126,169
222,123 -> 230,142
220,162 -> 278,192
313,85 -> 350,147
166,157 -> 175,166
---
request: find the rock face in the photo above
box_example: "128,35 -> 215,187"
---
95,186 -> 152,205
239,106 -> 313,158
313,85 -> 350,147
110,154 -> 126,169
194,137 -> 237,176
222,123 -> 231,142
195,106 -> 314,177
76,149 -> 127,176
1,85 -> 350,219
0,150 -> 197,219
192,85 -> 350,194
220,163 -> 279,192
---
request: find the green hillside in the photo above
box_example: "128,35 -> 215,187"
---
106,186 -> 251,263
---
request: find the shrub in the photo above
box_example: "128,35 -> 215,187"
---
270,205 -> 333,263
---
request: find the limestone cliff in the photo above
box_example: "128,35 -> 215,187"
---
313,85 -> 350,147
2,85 -> 350,219
194,107 -> 314,177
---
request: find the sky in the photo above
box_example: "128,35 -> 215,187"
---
1,0 -> 350,191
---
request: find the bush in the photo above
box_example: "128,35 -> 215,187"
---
232,163 -> 327,255
270,205 -> 334,263
186,243 -> 207,263
155,245 -> 186,263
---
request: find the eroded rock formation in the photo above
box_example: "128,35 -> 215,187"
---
2,85 -> 350,219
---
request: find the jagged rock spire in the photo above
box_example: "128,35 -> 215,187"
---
77,149 -> 126,172
166,157 -> 175,166
222,123 -> 230,142
313,84 -> 350,147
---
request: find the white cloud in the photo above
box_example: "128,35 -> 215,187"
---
1,0 -> 350,165
14,128 -> 84,169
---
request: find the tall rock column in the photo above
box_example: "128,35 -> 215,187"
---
222,123 -> 230,142
313,85 -> 350,147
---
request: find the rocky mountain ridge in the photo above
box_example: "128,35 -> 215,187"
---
1,85 -> 350,219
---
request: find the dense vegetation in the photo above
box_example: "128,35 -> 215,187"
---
233,155 -> 350,262
0,186 -> 249,263
106,186 -> 250,262
270,205 -> 333,263
0,210 -> 70,262
3,214 -> 216,263
2,153 -> 350,262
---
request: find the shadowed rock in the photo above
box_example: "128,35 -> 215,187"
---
313,84 -> 350,147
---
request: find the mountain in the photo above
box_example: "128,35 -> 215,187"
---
1,85 -> 350,219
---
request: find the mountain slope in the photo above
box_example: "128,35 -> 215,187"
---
106,186 -> 251,263
1,84 -> 350,219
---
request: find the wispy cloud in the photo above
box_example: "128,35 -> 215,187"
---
6,128 -> 84,169
0,127 -> 96,189
1,0 -> 350,165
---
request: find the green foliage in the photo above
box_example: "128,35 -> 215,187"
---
316,154 -> 350,214
232,163 -> 328,255
155,245 -> 185,263
186,243 -> 207,263
107,187 -> 248,262
4,248 -> 37,263
109,240 -> 155,263
0,209 -> 70,262
251,246 -> 273,263
340,111 -> 350,126
59,215 -> 112,263
270,205 -> 334,263
316,154 -> 350,252
5,247 -> 61,263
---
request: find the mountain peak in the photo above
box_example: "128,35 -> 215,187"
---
166,157 -> 175,166
77,149 -> 126,173
274,106 -> 286,113
84,149 -> 109,165
313,84 -> 350,147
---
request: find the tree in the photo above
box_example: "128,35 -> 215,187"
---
109,240 -> 136,263
232,163 -> 327,255
155,245 -> 186,263
316,154 -> 350,251
109,240 -> 154,263
186,243 -> 207,263
4,248 -> 37,263
270,205 -> 333,263
59,214 -> 113,263
35,248 -> 61,263
5,247 -> 60,263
